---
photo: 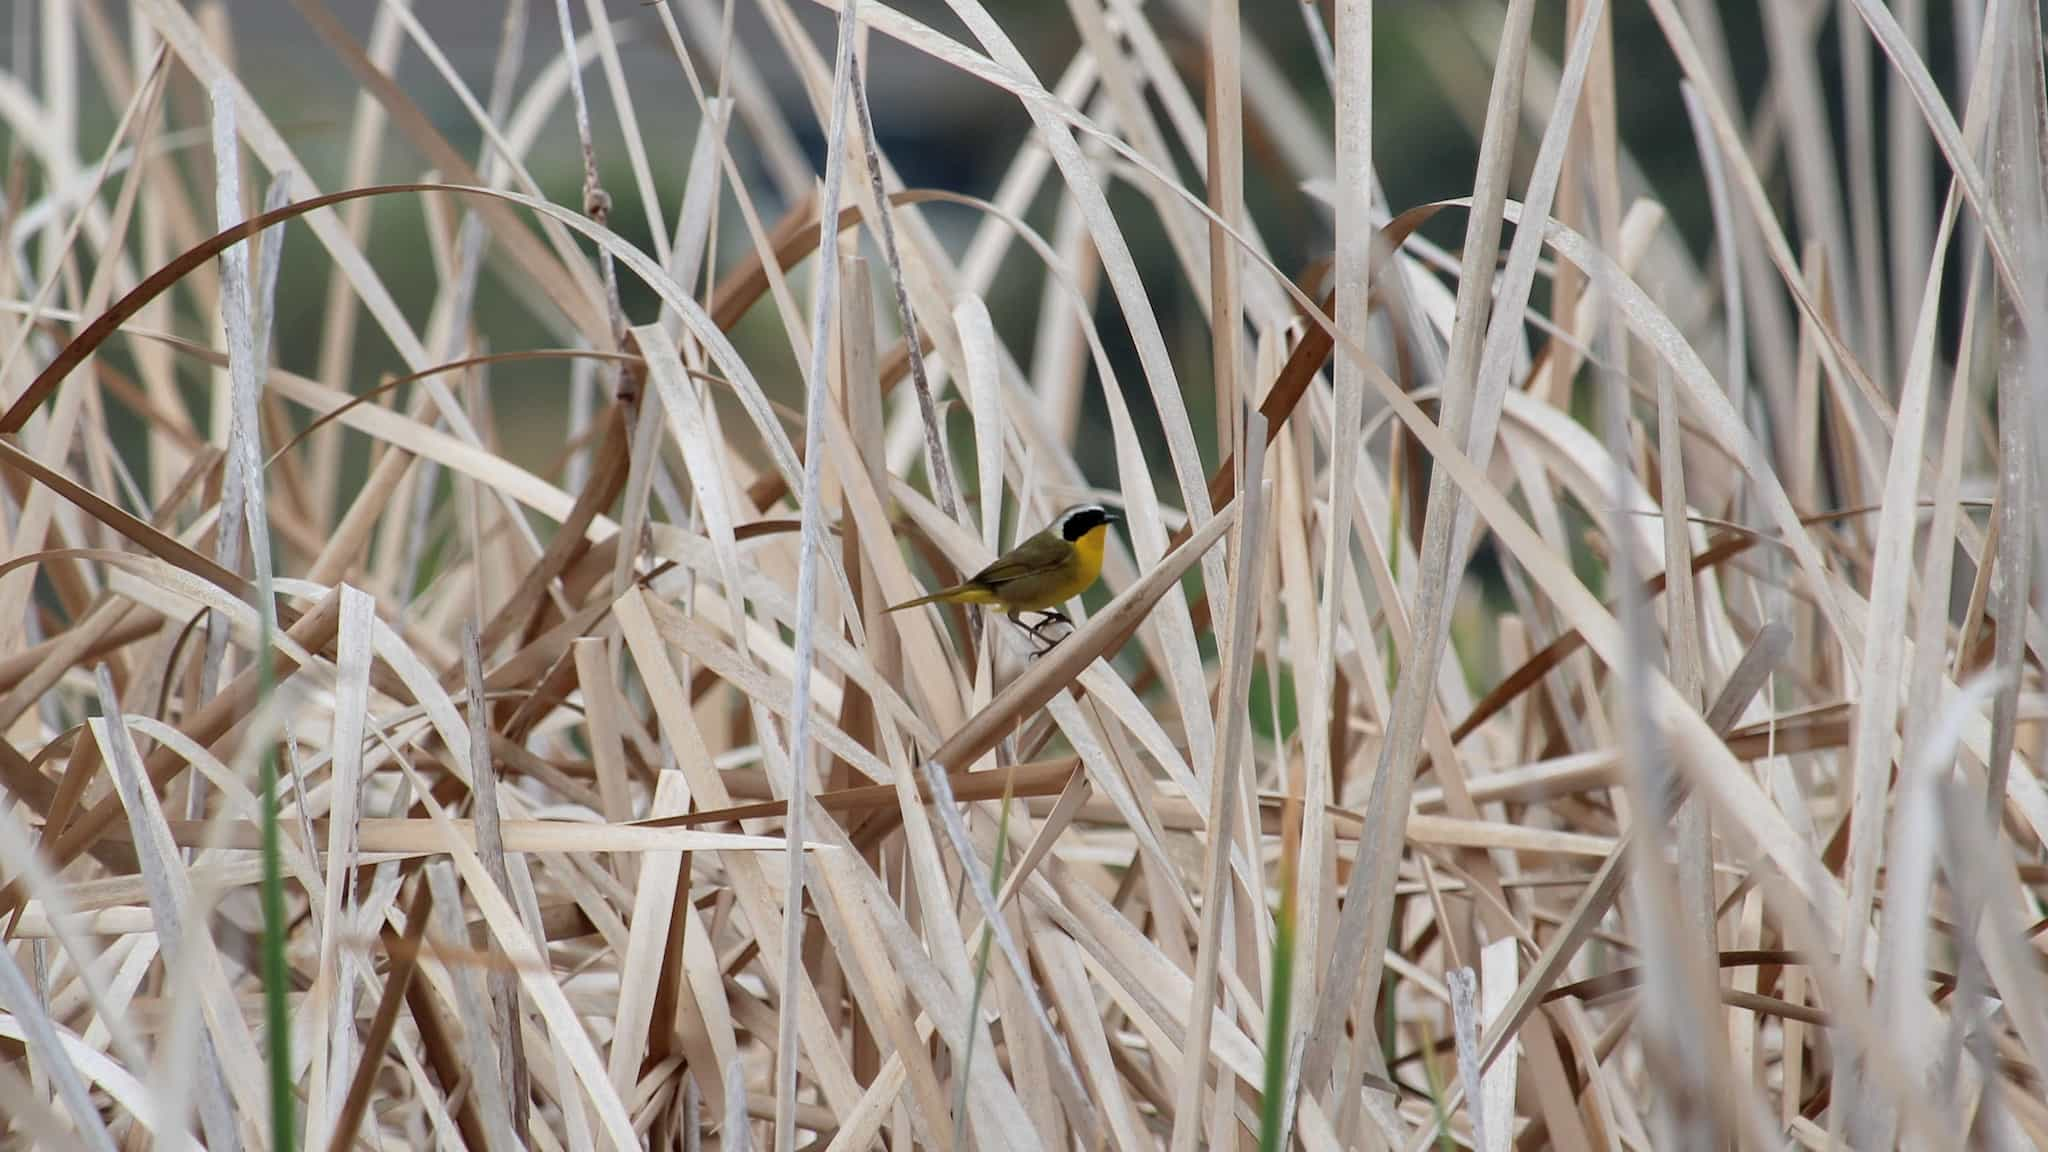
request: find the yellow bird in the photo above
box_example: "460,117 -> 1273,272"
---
886,503 -> 1122,645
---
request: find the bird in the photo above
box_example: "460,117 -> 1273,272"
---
885,503 -> 1123,647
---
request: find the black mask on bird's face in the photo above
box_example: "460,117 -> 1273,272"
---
1057,504 -> 1121,541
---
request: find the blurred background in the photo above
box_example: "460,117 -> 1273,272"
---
0,0 -> 1969,503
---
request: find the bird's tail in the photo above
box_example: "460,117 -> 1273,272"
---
884,589 -> 952,613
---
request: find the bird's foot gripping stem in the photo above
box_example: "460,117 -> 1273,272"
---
1015,610 -> 1073,654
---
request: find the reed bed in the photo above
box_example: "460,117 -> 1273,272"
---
1,0 -> 2045,1149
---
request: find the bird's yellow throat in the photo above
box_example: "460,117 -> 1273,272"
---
1072,523 -> 1109,574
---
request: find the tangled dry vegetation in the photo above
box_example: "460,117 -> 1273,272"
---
3,0 -> 2048,1149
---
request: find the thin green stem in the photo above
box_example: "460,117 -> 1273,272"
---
253,553 -> 291,1147
1259,855 -> 1298,1152
953,774 -> 1017,1148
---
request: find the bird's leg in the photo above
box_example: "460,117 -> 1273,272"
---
1024,609 -> 1073,651
1005,610 -> 1055,653
1006,610 -> 1043,646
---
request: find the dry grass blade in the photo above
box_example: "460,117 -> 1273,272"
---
92,669 -> 245,1151
462,624 -> 530,1142
1473,620 -> 1790,1076
0,928 -> 118,1152
775,5 -> 859,1141
7,1 -> 2045,1147
916,759 -> 1096,1142
325,876 -> 433,1152
1171,439 -> 1268,1152
1309,0 -> 1541,1103
1445,965 -> 1484,1151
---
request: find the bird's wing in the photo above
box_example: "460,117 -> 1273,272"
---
968,535 -> 1066,590
968,554 -> 1042,589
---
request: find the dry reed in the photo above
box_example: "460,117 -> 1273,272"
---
1,1 -> 2045,1149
